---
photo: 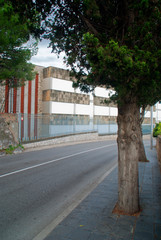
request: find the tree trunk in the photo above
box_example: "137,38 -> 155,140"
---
139,106 -> 149,162
139,139 -> 148,162
138,123 -> 149,162
117,101 -> 140,215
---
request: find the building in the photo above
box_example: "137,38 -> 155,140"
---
156,101 -> 161,123
42,67 -> 118,122
0,66 -> 44,114
1,66 -> 161,140
1,66 -> 118,121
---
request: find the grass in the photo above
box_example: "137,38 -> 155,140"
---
4,144 -> 24,154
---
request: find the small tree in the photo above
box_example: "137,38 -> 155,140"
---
0,0 -> 38,87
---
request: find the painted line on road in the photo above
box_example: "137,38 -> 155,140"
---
33,162 -> 118,240
0,144 -> 116,179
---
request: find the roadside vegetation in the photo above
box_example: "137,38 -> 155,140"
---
153,123 -> 161,137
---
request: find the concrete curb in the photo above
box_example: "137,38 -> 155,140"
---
23,132 -> 117,151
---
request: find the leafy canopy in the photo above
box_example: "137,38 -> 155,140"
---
10,0 -> 161,106
43,0 -> 161,106
0,0 -> 38,87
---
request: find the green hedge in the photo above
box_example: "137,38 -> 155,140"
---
153,122 -> 161,137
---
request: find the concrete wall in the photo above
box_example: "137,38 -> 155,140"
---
0,114 -> 19,149
43,89 -> 90,104
156,136 -> 161,167
43,67 -> 71,80
23,132 -> 117,150
42,74 -> 93,117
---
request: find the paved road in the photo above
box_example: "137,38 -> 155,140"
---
0,140 -> 117,240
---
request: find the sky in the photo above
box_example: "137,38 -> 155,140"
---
30,39 -> 68,69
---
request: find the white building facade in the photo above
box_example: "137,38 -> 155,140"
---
42,67 -> 118,123
42,66 -> 161,124
156,101 -> 161,123
1,65 -> 160,124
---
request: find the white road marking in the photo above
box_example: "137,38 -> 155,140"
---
0,144 -> 116,178
33,162 -> 118,240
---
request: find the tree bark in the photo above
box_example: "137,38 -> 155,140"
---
138,106 -> 149,162
138,124 -> 149,162
139,139 -> 148,162
117,100 -> 140,215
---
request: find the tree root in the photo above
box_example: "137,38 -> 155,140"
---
112,202 -> 142,217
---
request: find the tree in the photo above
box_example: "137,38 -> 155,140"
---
138,106 -> 149,162
13,0 -> 161,214
0,0 -> 38,87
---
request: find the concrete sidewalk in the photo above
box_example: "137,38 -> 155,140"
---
44,145 -> 161,240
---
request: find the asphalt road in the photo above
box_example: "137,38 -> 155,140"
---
0,140 -> 118,240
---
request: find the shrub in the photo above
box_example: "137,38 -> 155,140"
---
5,144 -> 24,154
153,122 -> 161,137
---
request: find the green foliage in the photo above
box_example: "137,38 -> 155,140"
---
153,122 -> 161,137
10,1 -> 161,106
0,0 -> 38,87
82,33 -> 160,104
5,145 -> 16,154
40,0 -> 161,107
4,144 -> 24,154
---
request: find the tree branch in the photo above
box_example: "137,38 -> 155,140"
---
79,14 -> 100,37
140,105 -> 146,124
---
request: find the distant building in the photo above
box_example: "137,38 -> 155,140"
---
42,67 -> 118,124
156,101 -> 161,123
1,65 -> 161,124
0,66 -> 44,114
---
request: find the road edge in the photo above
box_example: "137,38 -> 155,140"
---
33,162 -> 118,240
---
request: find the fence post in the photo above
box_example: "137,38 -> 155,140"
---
18,113 -> 21,142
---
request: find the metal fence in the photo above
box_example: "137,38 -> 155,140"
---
17,114 -> 152,143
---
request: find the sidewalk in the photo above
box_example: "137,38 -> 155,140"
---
44,146 -> 161,240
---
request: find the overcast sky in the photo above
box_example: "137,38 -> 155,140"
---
30,39 -> 68,69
